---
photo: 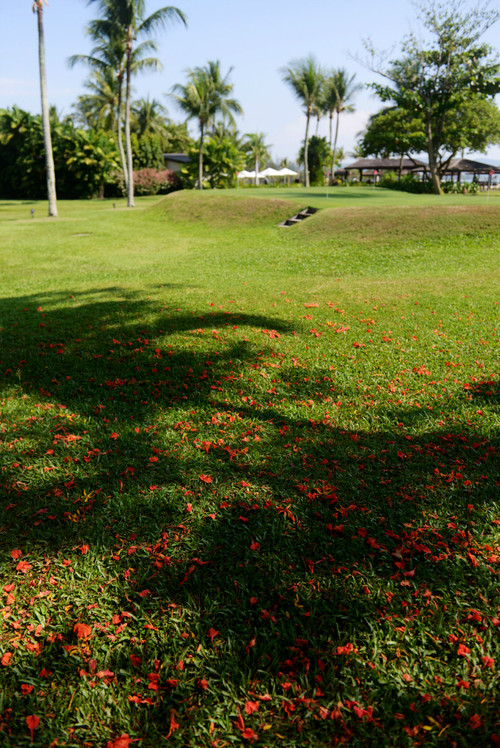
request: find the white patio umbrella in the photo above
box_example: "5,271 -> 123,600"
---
258,167 -> 281,178
276,167 -> 298,176
236,170 -> 253,178
276,167 -> 298,185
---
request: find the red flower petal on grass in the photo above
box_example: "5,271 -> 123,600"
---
106,735 -> 130,748
244,700 -> 259,715
74,623 -> 92,639
457,644 -> 470,656
16,561 -> 32,574
167,710 -> 180,738
199,474 -> 212,484
11,549 -> 22,559
1,652 -> 12,667
26,715 -> 39,743
208,627 -> 219,642
242,727 -> 258,742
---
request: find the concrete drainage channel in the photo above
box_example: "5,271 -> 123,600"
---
278,206 -> 318,227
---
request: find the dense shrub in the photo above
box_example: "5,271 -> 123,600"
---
111,168 -> 183,197
379,171 -> 434,193
442,180 -> 480,194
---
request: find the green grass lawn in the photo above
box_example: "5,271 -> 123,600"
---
0,188 -> 499,746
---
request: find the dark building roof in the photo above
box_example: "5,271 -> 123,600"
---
163,153 -> 191,164
344,158 -> 427,171
446,158 -> 500,174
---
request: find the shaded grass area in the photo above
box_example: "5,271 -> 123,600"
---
0,193 -> 499,746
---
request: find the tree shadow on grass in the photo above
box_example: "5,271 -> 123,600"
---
0,288 -> 499,745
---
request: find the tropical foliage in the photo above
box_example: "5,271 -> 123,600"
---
367,0 -> 500,194
84,0 -> 186,205
298,135 -> 331,185
171,60 -> 242,189
281,56 -> 324,188
0,107 -> 120,199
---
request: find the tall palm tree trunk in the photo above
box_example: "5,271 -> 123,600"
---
304,108 -> 311,188
124,27 -> 135,207
116,72 -> 128,191
254,155 -> 259,186
198,121 -> 205,189
36,2 -> 57,217
331,111 -> 340,186
328,111 -> 334,183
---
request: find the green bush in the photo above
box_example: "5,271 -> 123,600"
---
111,168 -> 183,197
378,171 -> 434,193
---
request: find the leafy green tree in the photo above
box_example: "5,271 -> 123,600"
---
280,56 -> 324,187
71,67 -> 120,131
33,0 -> 57,216
171,60 -> 242,189
180,133 -> 244,189
368,0 -> 500,194
0,107 -> 120,199
359,97 -> 500,181
358,107 -> 427,176
132,97 -> 169,138
243,132 -> 271,186
323,68 -> 360,183
87,0 -> 186,206
298,135 -> 331,186
69,32 -> 130,185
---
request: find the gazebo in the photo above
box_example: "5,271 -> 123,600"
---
343,158 -> 428,181
443,157 -> 500,184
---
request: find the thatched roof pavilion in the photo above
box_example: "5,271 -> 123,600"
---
445,158 -> 500,176
343,157 -> 428,181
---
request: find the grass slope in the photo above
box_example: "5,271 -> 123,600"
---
0,190 -> 499,747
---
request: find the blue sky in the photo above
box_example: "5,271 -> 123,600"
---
1,0 -> 499,163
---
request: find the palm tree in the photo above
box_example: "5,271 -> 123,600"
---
87,0 -> 186,206
280,56 -> 324,188
33,0 -> 57,216
170,60 -> 242,189
71,67 -> 120,131
132,96 -> 169,139
69,34 -> 129,187
324,69 -> 361,183
243,133 -> 271,186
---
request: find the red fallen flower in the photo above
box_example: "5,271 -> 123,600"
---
242,728 -> 258,742
16,561 -> 32,574
26,715 -> 40,743
166,710 -> 180,738
106,735 -> 131,748
1,652 -> 12,667
11,549 -> 22,560
481,656 -> 495,667
110,432 -> 119,440
74,623 -> 92,639
21,684 -> 34,695
469,714 -> 482,729
336,643 -> 354,655
244,700 -> 259,715
199,474 -> 212,484
457,644 -> 470,656
208,627 -> 219,642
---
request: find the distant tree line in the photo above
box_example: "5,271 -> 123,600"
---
7,0 -> 500,208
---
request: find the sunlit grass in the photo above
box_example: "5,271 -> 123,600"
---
0,190 -> 499,746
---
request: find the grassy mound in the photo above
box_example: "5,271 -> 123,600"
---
297,203 -> 500,243
148,189 -> 301,227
